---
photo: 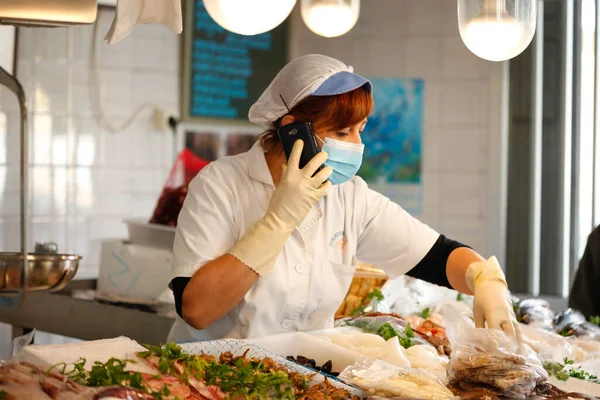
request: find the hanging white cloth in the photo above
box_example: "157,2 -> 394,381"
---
105,0 -> 183,44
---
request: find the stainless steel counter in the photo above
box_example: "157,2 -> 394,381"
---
0,280 -> 175,345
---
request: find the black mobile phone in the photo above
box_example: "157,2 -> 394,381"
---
277,121 -> 323,172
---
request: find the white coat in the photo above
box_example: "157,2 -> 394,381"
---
167,142 -> 438,342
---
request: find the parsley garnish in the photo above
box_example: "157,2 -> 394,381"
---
350,288 -> 384,316
50,357 -> 169,399
376,322 -> 414,348
202,359 -> 296,399
456,293 -> 464,301
138,343 -> 301,399
590,315 -> 600,326
558,327 -> 574,337
0,390 -> 7,400
544,358 -> 600,384
419,307 -> 431,319
138,342 -> 207,380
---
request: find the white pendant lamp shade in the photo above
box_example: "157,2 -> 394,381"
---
458,0 -> 537,62
203,0 -> 297,35
301,0 -> 360,38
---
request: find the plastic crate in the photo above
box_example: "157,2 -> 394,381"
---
124,218 -> 176,250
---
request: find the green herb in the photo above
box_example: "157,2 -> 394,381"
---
405,323 -> 415,338
590,315 -> 600,326
49,357 -> 169,400
342,318 -> 373,331
456,293 -> 464,301
544,358 -> 600,384
49,358 -> 88,383
0,390 -> 7,400
558,327 -> 574,337
350,287 -> 384,316
419,307 -> 431,319
377,322 -> 397,341
138,342 -> 207,380
202,360 -> 297,399
376,322 -> 414,349
139,343 -> 302,399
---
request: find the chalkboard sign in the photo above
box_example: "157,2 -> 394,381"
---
181,0 -> 289,124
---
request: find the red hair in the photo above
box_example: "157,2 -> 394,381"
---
259,86 -> 374,150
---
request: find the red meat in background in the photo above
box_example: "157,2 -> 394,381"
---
150,149 -> 209,227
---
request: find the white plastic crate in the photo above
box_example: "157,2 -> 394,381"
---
124,218 -> 176,250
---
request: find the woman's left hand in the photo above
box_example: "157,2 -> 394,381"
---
466,256 -> 520,340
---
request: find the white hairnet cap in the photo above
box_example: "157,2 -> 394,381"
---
249,54 -> 372,129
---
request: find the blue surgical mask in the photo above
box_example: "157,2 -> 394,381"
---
316,136 -> 364,185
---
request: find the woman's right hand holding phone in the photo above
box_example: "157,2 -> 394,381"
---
267,140 -> 332,232
229,140 -> 331,277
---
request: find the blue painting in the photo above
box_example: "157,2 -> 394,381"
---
359,78 -> 424,184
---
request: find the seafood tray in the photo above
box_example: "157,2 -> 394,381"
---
179,339 -> 364,397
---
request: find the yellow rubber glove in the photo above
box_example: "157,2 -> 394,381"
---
466,256 -> 520,339
229,140 -> 332,276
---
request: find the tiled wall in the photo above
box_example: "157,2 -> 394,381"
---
288,0 -> 506,257
0,10 -> 179,278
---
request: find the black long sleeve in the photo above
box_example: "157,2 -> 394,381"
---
406,234 -> 470,289
569,226 -> 600,318
171,277 -> 191,319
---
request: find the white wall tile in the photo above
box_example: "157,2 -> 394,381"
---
132,38 -> 171,72
404,39 -> 443,79
33,62 -> 69,115
438,218 -> 486,254
30,166 -> 53,216
440,80 -> 489,125
99,69 -> 133,117
17,28 -> 36,62
100,128 -> 132,167
70,26 -> 93,67
422,125 -> 441,173
442,37 -> 491,80
130,169 -> 166,194
73,117 -> 101,166
407,12 -> 448,37
421,172 -> 440,225
131,72 -> 178,110
0,217 -> 21,251
33,28 -> 68,62
439,126 -> 488,173
423,81 -> 442,126
130,195 -> 161,219
0,165 -> 20,193
70,67 -> 95,118
438,172 -> 485,218
409,0 -> 456,17
365,41 -> 406,77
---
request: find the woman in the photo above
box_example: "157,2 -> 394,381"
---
167,54 -> 518,342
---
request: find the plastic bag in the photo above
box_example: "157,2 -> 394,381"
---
339,356 -> 455,399
149,149 -> 209,226
518,323 -> 577,363
11,328 -> 35,358
385,276 -> 471,317
337,315 -> 429,346
447,318 -> 548,399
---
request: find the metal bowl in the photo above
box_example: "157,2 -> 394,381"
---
0,252 -> 81,292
